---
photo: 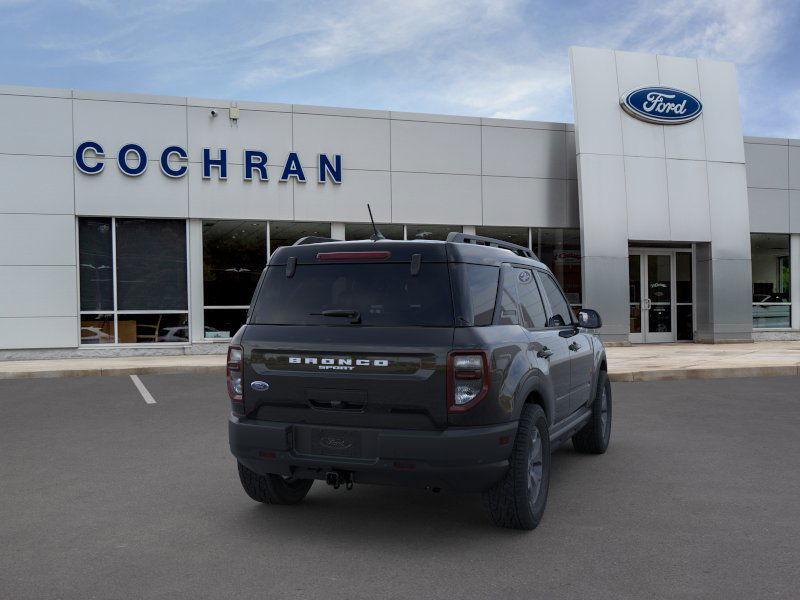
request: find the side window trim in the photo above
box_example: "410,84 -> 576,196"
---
513,266 -> 548,331
534,269 -> 574,329
493,263 -> 521,326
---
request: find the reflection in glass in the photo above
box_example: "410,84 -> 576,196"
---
204,309 -> 249,339
630,304 -> 642,334
533,228 -> 581,306
677,305 -> 693,341
406,224 -> 462,241
475,226 -> 529,250
647,255 -> 671,303
269,221 -> 331,256
117,313 -> 189,344
676,252 -> 692,304
116,219 -> 188,311
79,218 -> 114,311
80,314 -> 115,344
648,304 -> 671,333
203,221 -> 266,307
629,254 -> 641,303
345,223 -> 404,240
751,234 -> 791,328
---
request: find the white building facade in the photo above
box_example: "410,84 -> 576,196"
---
0,46 -> 799,357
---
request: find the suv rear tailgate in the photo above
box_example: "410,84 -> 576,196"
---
241,325 -> 453,430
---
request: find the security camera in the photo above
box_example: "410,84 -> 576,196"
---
210,109 -> 218,117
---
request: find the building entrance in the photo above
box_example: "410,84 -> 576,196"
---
629,249 -> 694,343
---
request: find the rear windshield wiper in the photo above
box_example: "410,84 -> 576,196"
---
310,309 -> 362,324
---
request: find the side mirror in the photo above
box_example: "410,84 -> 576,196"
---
576,309 -> 602,329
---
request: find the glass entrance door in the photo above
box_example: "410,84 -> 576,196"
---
629,249 -> 694,343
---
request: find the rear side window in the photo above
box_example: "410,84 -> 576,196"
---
453,264 -> 499,326
539,272 -> 572,327
515,269 -> 547,329
251,263 -> 454,326
497,267 -> 519,325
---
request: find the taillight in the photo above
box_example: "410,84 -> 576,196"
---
227,345 -> 244,414
447,351 -> 490,412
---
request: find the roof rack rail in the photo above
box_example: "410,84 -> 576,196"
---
292,235 -> 341,246
446,232 -> 538,260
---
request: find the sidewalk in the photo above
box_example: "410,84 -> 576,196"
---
1,341 -> 799,382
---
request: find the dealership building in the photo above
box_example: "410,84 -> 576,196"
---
0,46 -> 799,357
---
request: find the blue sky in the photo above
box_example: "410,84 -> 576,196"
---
2,0 -> 799,136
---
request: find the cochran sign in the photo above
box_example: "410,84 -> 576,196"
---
620,87 -> 702,125
74,141 -> 343,184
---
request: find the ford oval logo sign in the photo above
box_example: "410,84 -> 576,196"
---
250,381 -> 270,392
620,87 -> 702,125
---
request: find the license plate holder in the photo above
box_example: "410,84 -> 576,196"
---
308,428 -> 362,458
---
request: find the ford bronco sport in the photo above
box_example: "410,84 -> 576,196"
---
228,232 -> 611,530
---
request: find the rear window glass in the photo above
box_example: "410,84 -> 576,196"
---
251,263 -> 454,326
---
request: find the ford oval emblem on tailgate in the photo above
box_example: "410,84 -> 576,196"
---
250,381 -> 270,392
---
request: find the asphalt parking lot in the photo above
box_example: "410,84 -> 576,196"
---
1,375 -> 799,599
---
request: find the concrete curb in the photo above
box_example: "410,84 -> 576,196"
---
609,365 -> 800,382
0,363 -> 798,382
0,364 -> 225,381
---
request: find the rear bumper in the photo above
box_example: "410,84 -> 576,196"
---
229,416 -> 517,493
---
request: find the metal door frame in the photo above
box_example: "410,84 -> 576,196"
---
629,248 -> 694,343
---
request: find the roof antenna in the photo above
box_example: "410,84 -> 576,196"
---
367,203 -> 385,241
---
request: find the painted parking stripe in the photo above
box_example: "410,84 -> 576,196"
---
130,375 -> 156,404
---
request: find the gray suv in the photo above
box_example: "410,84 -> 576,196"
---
227,233 -> 611,530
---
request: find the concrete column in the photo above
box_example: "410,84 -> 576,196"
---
331,222 -> 345,240
188,219 -> 205,344
792,234 -> 800,330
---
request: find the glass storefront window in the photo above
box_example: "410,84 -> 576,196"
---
269,221 -> 331,256
79,218 -> 114,312
475,226 -> 529,250
77,217 -> 189,345
204,308 -> 249,339
533,228 -> 582,307
345,223 -> 404,240
751,234 -> 791,328
203,221 -> 266,307
406,224 -> 462,241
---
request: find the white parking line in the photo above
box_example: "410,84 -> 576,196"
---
130,375 -> 156,404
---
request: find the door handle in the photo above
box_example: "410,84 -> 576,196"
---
537,346 -> 553,359
569,341 -> 581,352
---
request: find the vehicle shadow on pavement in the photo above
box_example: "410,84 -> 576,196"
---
225,447 -> 586,541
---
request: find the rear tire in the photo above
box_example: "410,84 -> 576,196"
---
483,404 -> 550,530
572,370 -> 612,454
237,462 -> 314,505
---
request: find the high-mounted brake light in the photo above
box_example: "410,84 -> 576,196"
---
316,251 -> 391,261
227,345 -> 244,415
447,350 -> 491,413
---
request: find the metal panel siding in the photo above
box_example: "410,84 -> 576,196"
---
293,113 -> 390,172
187,167 -> 293,220
187,106 -> 292,167
390,120 -> 481,175
745,143 -> 789,189
697,59 -> 746,164
666,159 -> 711,242
391,172 -> 482,225
657,54 -> 707,161
707,162 -> 751,259
576,154 -> 628,257
569,47 -> 624,156
615,51 -> 665,159
294,169 -> 390,223
789,146 -> 800,190
791,190 -> 800,234
482,127 -> 565,179
74,99 -> 188,160
0,214 -> 76,266
748,188 -> 790,233
624,156 -> 670,241
0,94 -> 73,156
0,266 -> 77,317
0,316 -> 79,349
0,155 -> 74,214
75,162 -> 189,218
482,176 -> 567,227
